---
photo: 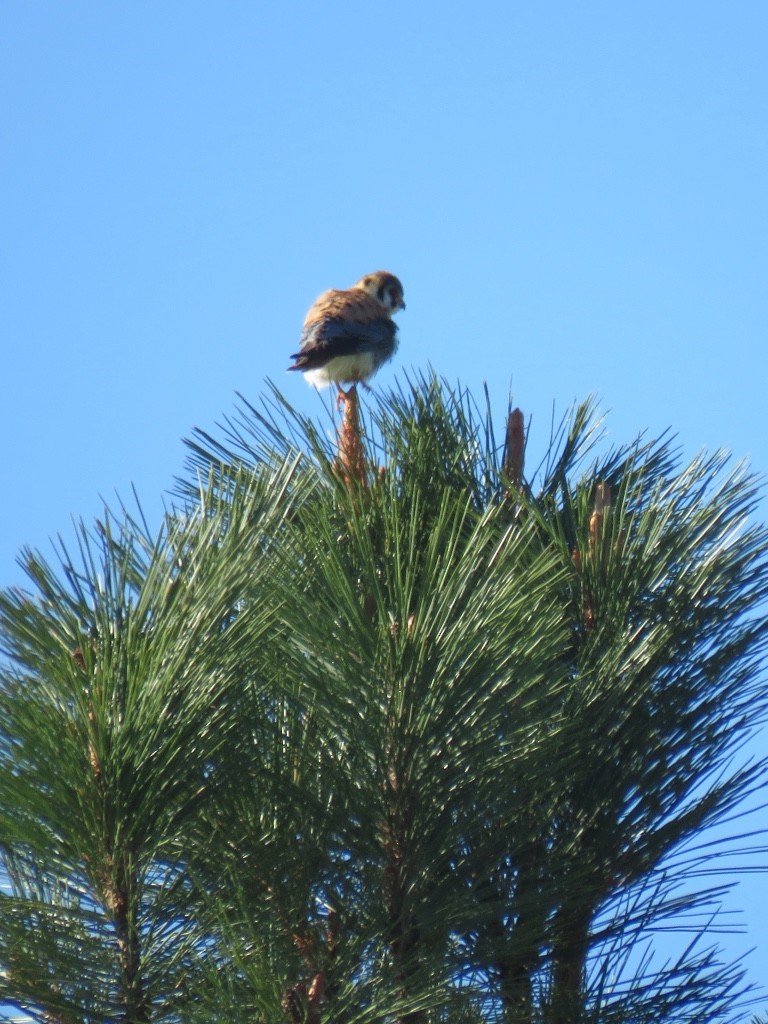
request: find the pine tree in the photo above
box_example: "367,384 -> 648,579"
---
1,373 -> 767,1023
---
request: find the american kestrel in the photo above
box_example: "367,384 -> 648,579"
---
287,271 -> 405,389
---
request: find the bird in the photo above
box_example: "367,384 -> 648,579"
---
287,271 -> 405,391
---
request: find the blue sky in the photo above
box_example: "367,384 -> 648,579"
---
2,0 -> 767,1001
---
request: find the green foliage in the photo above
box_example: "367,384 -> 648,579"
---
1,373 -> 767,1024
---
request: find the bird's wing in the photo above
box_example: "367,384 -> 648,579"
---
289,289 -> 396,369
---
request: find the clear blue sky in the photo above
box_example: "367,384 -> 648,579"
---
2,0 -> 767,1000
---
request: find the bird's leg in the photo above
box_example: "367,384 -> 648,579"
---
337,379 -> 369,409
336,384 -> 354,410
351,370 -> 372,393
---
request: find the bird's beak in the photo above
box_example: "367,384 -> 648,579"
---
400,300 -> 406,310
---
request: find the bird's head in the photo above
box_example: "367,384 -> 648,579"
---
354,271 -> 406,314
